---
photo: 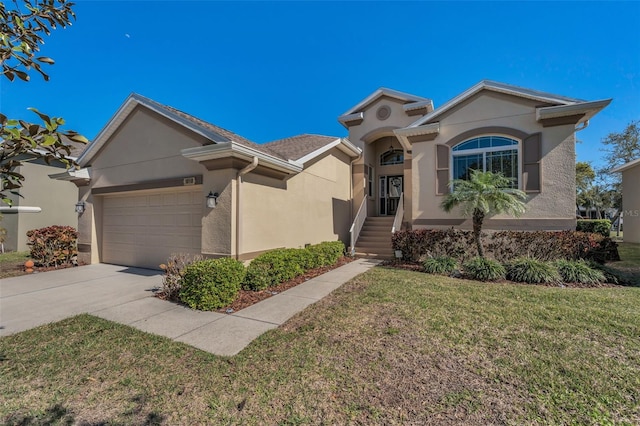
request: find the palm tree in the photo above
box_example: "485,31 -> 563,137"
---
441,170 -> 527,258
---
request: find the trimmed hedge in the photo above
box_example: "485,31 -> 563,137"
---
392,229 -> 619,264
577,219 -> 611,237
179,258 -> 246,310
26,225 -> 78,267
243,241 -> 346,291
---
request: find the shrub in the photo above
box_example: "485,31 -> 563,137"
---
577,219 -> 611,237
158,253 -> 203,301
243,241 -> 346,291
307,241 -> 345,267
179,258 -> 246,310
26,225 -> 78,267
462,257 -> 505,282
555,259 -> 605,285
243,248 -> 306,290
392,228 -> 478,262
423,256 -> 457,275
505,258 -> 560,284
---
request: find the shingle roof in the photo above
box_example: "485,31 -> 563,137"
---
146,100 -> 286,160
264,134 -> 339,161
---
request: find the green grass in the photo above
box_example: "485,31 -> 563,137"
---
1,268 -> 639,424
607,242 -> 640,286
0,251 -> 29,278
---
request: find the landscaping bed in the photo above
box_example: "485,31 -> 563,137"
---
216,255 -> 354,313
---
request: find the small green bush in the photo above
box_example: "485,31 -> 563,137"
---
26,225 -> 78,267
463,257 -> 505,282
576,219 -> 611,237
555,259 -> 606,285
506,258 -> 560,284
307,241 -> 345,267
423,256 -> 457,275
243,249 -> 305,290
179,258 -> 246,310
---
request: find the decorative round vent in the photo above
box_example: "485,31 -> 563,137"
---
376,105 -> 391,121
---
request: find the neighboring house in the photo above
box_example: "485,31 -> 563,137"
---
58,81 -> 611,268
611,158 -> 640,243
1,154 -> 81,252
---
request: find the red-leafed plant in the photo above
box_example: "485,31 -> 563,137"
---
26,225 -> 78,267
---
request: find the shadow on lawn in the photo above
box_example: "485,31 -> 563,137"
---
4,403 -> 165,426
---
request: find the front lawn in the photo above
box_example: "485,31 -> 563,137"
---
1,268 -> 639,424
607,242 -> 640,285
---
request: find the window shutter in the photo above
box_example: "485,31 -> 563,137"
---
523,133 -> 541,192
436,144 -> 450,195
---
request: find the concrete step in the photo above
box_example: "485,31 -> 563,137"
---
358,236 -> 392,244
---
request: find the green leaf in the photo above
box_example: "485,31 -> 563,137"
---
37,56 -> 55,64
42,134 -> 56,146
66,133 -> 89,143
27,108 -> 51,125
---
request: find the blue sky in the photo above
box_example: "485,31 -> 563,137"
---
1,1 -> 639,169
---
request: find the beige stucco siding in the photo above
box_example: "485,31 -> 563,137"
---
240,149 -> 352,254
622,165 -> 640,243
2,162 -> 78,252
89,106 -> 206,189
412,91 -> 576,230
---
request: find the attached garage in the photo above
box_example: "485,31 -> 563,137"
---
101,187 -> 203,269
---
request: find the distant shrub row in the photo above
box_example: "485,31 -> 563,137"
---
576,219 -> 611,237
160,241 -> 346,310
422,255 -> 610,286
392,229 -> 619,264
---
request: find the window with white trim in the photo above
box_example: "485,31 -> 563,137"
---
452,136 -> 519,187
380,149 -> 404,166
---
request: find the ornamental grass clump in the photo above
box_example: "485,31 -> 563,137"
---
555,259 -> 606,285
463,257 -> 505,282
179,258 -> 246,310
423,256 -> 458,275
506,257 -> 560,284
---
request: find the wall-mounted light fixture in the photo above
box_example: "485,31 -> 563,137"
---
206,191 -> 219,208
75,201 -> 85,214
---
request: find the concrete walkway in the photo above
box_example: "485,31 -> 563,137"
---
0,259 -> 379,355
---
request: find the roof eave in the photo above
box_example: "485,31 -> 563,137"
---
536,99 -> 612,123
295,138 -> 361,165
49,167 -> 91,182
181,142 -> 303,174
611,157 -> 640,173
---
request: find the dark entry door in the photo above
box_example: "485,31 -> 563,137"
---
379,175 -> 403,216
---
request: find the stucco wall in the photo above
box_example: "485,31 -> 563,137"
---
346,96 -> 419,220
622,165 -> 640,243
239,149 -> 352,255
411,91 -> 577,230
2,162 -> 78,252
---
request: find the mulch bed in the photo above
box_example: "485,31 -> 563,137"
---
217,256 -> 356,313
1,261 -> 86,278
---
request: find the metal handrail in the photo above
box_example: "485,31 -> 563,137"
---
349,197 -> 367,254
391,192 -> 404,233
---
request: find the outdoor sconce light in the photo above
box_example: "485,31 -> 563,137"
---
206,191 -> 219,208
75,201 -> 85,214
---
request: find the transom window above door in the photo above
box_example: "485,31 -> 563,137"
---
452,136 -> 519,187
380,149 -> 404,166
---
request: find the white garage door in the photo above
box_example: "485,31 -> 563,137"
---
102,187 -> 203,269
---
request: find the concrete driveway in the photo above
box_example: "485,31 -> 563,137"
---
0,259 -> 379,355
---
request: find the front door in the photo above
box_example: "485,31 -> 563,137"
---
379,175 -> 403,216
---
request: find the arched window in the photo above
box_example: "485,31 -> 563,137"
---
452,136 -> 519,187
380,149 -> 404,166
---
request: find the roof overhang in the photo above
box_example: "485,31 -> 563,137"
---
393,123 -> 440,151
49,167 -> 91,183
611,157 -> 640,173
181,142 -> 303,174
536,99 -> 612,127
338,87 -> 432,129
295,138 -> 362,165
77,94 -> 230,167
407,80 -> 587,128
